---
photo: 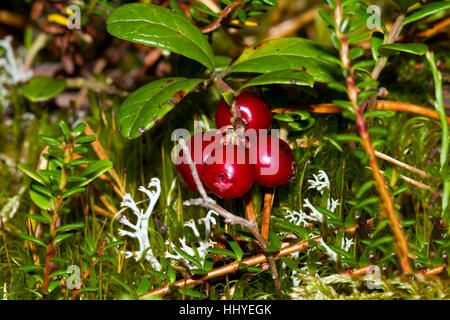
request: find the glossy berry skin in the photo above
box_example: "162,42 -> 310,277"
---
215,91 -> 272,131
253,135 -> 297,187
175,132 -> 220,192
202,144 -> 255,199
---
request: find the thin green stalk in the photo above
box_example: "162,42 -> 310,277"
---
426,51 -> 449,219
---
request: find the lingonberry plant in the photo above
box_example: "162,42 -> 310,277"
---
1,0 -> 449,301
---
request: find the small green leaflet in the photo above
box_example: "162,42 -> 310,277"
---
378,43 -> 429,56
107,3 -> 215,70
117,77 -> 202,139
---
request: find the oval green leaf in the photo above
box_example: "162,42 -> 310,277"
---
22,76 -> 66,102
118,77 -> 202,139
228,38 -> 340,82
106,3 -> 215,70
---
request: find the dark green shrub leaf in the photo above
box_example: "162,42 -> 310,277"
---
117,77 -> 202,139
106,3 -> 215,69
228,37 -> 340,82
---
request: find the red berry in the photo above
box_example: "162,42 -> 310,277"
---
215,91 -> 272,131
253,135 -> 296,187
175,131 -> 221,192
202,144 -> 255,199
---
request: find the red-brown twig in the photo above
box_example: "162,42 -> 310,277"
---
334,0 -> 411,273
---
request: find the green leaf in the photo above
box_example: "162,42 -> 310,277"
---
315,206 -> 340,220
76,136 -> 96,144
106,3 -> 214,69
72,122 -> 87,136
403,2 -> 450,24
48,280 -> 61,293
178,288 -> 206,298
378,43 -> 428,56
369,236 -> 393,248
208,248 -> 237,259
370,31 -> 384,61
277,220 -> 309,239
137,277 -> 152,295
104,241 -> 125,251
24,213 -> 51,224
266,231 -> 282,253
173,247 -> 203,269
259,0 -> 278,6
54,232 -> 76,244
39,135 -> 62,147
356,181 -> 375,199
18,164 -> 47,185
117,77 -> 202,139
228,239 -> 244,261
62,187 -> 87,199
56,223 -> 85,233
335,133 -> 361,143
20,265 -> 44,273
327,244 -> 354,260
239,70 -> 314,91
273,113 -> 294,122
112,278 -> 133,294
22,76 -> 66,102
228,37 -> 340,82
78,160 -> 113,186
18,233 -> 47,247
29,188 -> 51,210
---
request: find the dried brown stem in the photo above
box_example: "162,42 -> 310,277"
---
272,101 -> 450,124
261,188 -> 273,240
243,192 -> 257,226
201,0 -> 243,34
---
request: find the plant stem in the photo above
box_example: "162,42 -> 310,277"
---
426,51 -> 449,220
334,0 -> 411,273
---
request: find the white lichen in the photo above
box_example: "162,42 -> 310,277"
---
284,171 -> 357,285
165,210 -> 218,268
117,178 -> 162,271
0,36 -> 33,108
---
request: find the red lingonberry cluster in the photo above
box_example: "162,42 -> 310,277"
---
176,91 -> 297,199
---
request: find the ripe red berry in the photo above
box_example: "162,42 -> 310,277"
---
202,144 -> 255,199
175,131 -> 221,192
215,91 -> 272,131
253,135 -> 296,187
